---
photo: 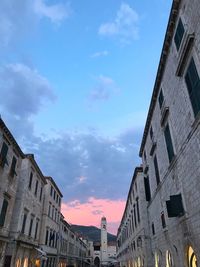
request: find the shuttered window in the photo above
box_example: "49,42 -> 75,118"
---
0,199 -> 8,227
28,216 -> 34,237
10,156 -> 17,177
144,176 -> 151,201
0,142 -> 8,167
185,57 -> 200,117
164,124 -> 175,163
174,18 -> 185,50
34,180 -> 38,196
154,155 -> 160,186
158,89 -> 164,109
21,213 -> 27,233
28,172 -> 33,189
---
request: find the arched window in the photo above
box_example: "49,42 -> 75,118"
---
23,258 -> 28,267
155,251 -> 160,267
138,256 -> 141,267
188,246 -> 197,267
16,258 -> 21,267
166,250 -> 173,267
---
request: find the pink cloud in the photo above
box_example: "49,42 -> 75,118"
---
61,197 -> 126,235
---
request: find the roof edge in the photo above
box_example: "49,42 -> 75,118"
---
139,0 -> 182,157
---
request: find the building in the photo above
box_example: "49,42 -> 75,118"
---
118,0 -> 200,266
117,167 -> 152,267
101,217 -> 108,266
6,154 -> 47,267
0,118 -> 24,267
93,217 -> 117,267
139,0 -> 200,265
40,176 -> 63,266
0,117 -> 90,267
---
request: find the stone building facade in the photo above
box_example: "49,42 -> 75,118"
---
0,117 -> 90,267
117,167 -> 152,267
118,0 -> 200,266
40,176 -> 63,266
6,154 -> 47,267
59,216 -> 88,267
0,118 -> 24,267
139,0 -> 200,266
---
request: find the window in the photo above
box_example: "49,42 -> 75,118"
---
52,206 -> 54,219
54,190 -> 56,200
45,228 -> 49,245
164,124 -> 175,163
133,204 -> 137,227
144,176 -> 151,201
0,142 -> 8,168
29,215 -> 34,237
39,186 -> 43,202
48,202 -> 51,217
0,199 -> 8,227
28,172 -> 33,189
10,156 -> 17,177
185,57 -> 200,117
136,197 -> 140,223
55,209 -> 57,222
187,246 -> 197,267
21,212 -> 27,233
144,150 -> 147,162
150,126 -> 154,141
158,89 -> 164,109
174,18 -> 185,50
50,185 -> 53,196
154,155 -> 160,186
152,223 -> 155,235
166,250 -> 173,267
161,212 -> 166,228
35,219 -> 39,239
34,180 -> 38,196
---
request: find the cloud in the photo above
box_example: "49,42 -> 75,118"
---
90,50 -> 109,58
0,0 -> 70,46
89,75 -> 120,102
34,0 -> 71,24
0,63 -> 56,139
61,197 -> 126,234
98,3 -> 139,44
24,127 -> 141,203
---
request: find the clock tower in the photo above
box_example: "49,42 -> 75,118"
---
101,216 -> 108,265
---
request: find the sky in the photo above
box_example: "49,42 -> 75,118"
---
0,0 -> 172,234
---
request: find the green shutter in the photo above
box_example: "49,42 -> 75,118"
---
185,58 -> 200,117
174,18 -> 185,50
0,142 -> 8,167
154,155 -> 160,185
164,124 -> 175,163
0,199 -> 8,227
10,156 -> 17,176
158,89 -> 164,109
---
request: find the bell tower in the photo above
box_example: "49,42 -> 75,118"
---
101,216 -> 108,265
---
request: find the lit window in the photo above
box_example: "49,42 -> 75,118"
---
23,258 -> 28,267
188,246 -> 197,267
155,251 -> 160,267
166,250 -> 173,267
16,258 -> 21,267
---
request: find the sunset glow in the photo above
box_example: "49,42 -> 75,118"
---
61,197 -> 126,235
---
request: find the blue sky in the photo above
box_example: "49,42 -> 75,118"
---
0,0 -> 172,228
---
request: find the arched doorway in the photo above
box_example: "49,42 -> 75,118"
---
94,257 -> 100,267
187,246 -> 197,267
